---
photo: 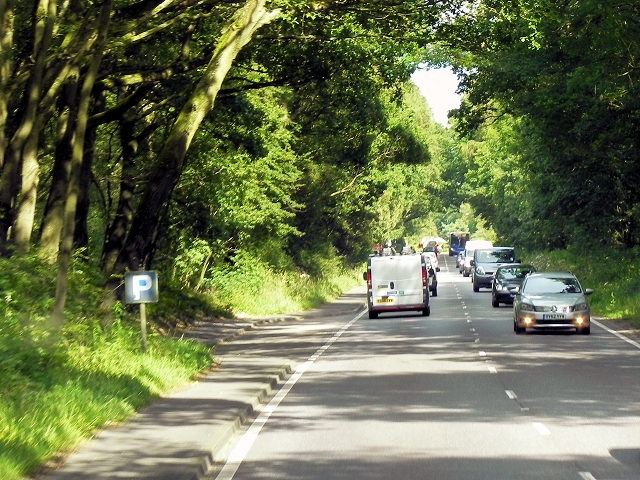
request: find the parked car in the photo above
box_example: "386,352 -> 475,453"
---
460,240 -> 493,277
472,247 -> 518,292
512,272 -> 593,335
491,264 -> 536,307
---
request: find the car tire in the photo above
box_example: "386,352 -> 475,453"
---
473,281 -> 480,293
579,326 -> 591,335
463,270 -> 469,278
422,306 -> 431,316
514,319 -> 525,334
432,287 -> 438,297
492,296 -> 499,307
368,310 -> 378,319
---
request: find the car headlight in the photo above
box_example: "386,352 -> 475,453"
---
572,302 -> 588,312
476,266 -> 486,275
520,302 -> 535,312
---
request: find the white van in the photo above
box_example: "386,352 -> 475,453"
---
364,253 -> 430,319
460,240 -> 493,277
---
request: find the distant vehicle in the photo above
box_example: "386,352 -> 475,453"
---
491,264 -> 536,307
472,247 -> 518,292
422,251 -> 439,271
460,240 -> 493,277
364,253 -> 431,319
420,238 -> 442,256
456,251 -> 465,270
422,253 -> 440,296
449,232 -> 470,256
513,272 -> 593,335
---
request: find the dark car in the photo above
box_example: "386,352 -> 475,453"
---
491,264 -> 536,307
472,247 -> 518,292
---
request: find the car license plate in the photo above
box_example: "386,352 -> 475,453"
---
376,298 -> 394,303
543,313 -> 565,320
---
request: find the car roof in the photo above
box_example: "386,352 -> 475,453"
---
526,272 -> 576,279
496,263 -> 533,269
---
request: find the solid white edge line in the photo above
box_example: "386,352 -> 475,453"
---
214,309 -> 366,480
532,422 -> 551,435
591,319 -> 640,349
578,472 -> 597,480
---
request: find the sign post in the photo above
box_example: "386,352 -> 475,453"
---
124,271 -> 159,352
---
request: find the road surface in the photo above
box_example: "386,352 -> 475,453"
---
209,255 -> 640,480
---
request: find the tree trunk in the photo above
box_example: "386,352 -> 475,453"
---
12,125 -> 41,253
51,1 -> 112,327
0,0 -> 14,171
0,0 -> 57,254
113,0 -> 280,272
39,76 -> 78,262
101,113 -> 138,274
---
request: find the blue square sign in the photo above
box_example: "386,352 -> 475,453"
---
124,271 -> 159,304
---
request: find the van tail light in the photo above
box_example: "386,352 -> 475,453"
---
422,266 -> 428,287
367,270 -> 372,288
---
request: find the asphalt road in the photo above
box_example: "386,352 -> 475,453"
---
207,255 -> 640,480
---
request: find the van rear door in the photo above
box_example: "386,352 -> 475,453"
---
368,255 -> 426,312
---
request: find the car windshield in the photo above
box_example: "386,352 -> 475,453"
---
498,266 -> 534,280
523,277 -> 582,294
477,249 -> 515,263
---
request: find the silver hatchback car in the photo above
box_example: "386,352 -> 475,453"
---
513,272 -> 594,335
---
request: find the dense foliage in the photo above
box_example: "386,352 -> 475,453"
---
443,0 -> 640,250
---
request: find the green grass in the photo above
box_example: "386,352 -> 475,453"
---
525,246 -> 640,323
0,253 -> 361,479
0,256 -> 213,480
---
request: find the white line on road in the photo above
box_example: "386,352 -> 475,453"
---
578,473 -> 597,480
478,351 -> 486,356
505,390 -> 517,399
214,309 -> 366,480
488,367 -> 497,373
592,319 -> 640,349
532,422 -> 551,435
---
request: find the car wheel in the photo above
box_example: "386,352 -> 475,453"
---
432,288 -> 438,297
422,306 -> 431,316
368,310 -> 378,319
579,326 -> 591,335
514,319 -> 525,334
473,281 -> 480,292
492,296 -> 499,307
463,270 -> 469,277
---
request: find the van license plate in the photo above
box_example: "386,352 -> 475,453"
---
376,298 -> 394,303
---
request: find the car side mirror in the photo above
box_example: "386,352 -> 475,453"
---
436,267 -> 440,272
470,260 -> 475,266
509,286 -> 520,294
362,272 -> 368,281
584,288 -> 594,295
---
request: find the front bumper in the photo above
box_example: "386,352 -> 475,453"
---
515,311 -> 590,330
474,273 -> 493,288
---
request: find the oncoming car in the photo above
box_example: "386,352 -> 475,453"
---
513,272 -> 594,335
492,264 -> 536,307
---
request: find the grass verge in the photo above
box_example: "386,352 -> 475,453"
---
0,254 -> 361,479
526,245 -> 640,323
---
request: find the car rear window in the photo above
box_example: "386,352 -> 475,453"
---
524,277 -> 582,294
